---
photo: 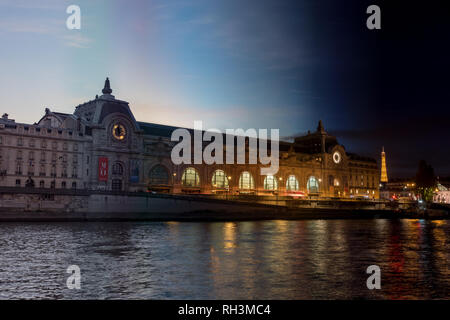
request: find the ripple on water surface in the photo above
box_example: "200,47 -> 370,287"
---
0,219 -> 448,299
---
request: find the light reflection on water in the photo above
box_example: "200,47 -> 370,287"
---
0,219 -> 448,299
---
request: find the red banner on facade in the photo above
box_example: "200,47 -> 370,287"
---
98,157 -> 108,181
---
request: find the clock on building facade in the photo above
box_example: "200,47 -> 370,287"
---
112,123 -> 126,141
333,151 -> 341,164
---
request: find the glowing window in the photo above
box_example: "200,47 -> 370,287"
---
264,175 -> 278,190
307,176 -> 319,193
182,167 -> 200,187
239,171 -> 255,190
212,170 -> 229,189
286,175 -> 299,191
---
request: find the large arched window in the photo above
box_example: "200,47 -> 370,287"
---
264,175 -> 278,190
307,176 -> 319,193
112,162 -> 123,175
239,171 -> 255,190
212,169 -> 229,189
149,165 -> 169,185
286,175 -> 299,191
182,167 -> 200,187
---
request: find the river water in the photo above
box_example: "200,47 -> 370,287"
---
0,219 -> 448,299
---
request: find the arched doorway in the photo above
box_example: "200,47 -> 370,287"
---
111,162 -> 124,192
112,179 -> 122,191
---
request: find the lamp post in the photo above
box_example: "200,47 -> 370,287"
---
172,172 -> 176,194
227,176 -> 232,200
278,176 -> 283,204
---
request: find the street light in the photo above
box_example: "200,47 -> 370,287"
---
171,172 -> 177,193
227,176 -> 232,200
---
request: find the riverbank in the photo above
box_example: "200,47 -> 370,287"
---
0,207 -> 447,222
0,187 -> 448,221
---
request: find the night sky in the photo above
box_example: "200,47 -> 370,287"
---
264,0 -> 450,178
329,0 -> 450,178
1,0 -> 449,177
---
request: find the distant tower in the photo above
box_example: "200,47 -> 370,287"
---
380,146 -> 388,183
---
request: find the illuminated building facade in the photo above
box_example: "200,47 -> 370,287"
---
0,79 -> 380,199
379,179 -> 417,201
433,183 -> 450,204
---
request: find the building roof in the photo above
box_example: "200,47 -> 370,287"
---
437,183 -> 448,191
137,122 -> 180,138
347,153 -> 377,163
137,120 -> 377,163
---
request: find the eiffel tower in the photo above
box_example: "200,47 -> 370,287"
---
380,146 -> 388,184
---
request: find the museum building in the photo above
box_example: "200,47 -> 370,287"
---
0,79 -> 380,198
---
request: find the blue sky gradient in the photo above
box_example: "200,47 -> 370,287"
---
0,0 -> 312,133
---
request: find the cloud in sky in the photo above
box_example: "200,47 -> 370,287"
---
62,33 -> 93,48
0,1 -> 93,48
0,0 -> 63,10
0,15 -> 61,34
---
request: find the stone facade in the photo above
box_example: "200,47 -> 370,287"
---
0,79 -> 380,199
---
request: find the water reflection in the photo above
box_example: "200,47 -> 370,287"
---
0,219 -> 448,299
223,222 -> 237,251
